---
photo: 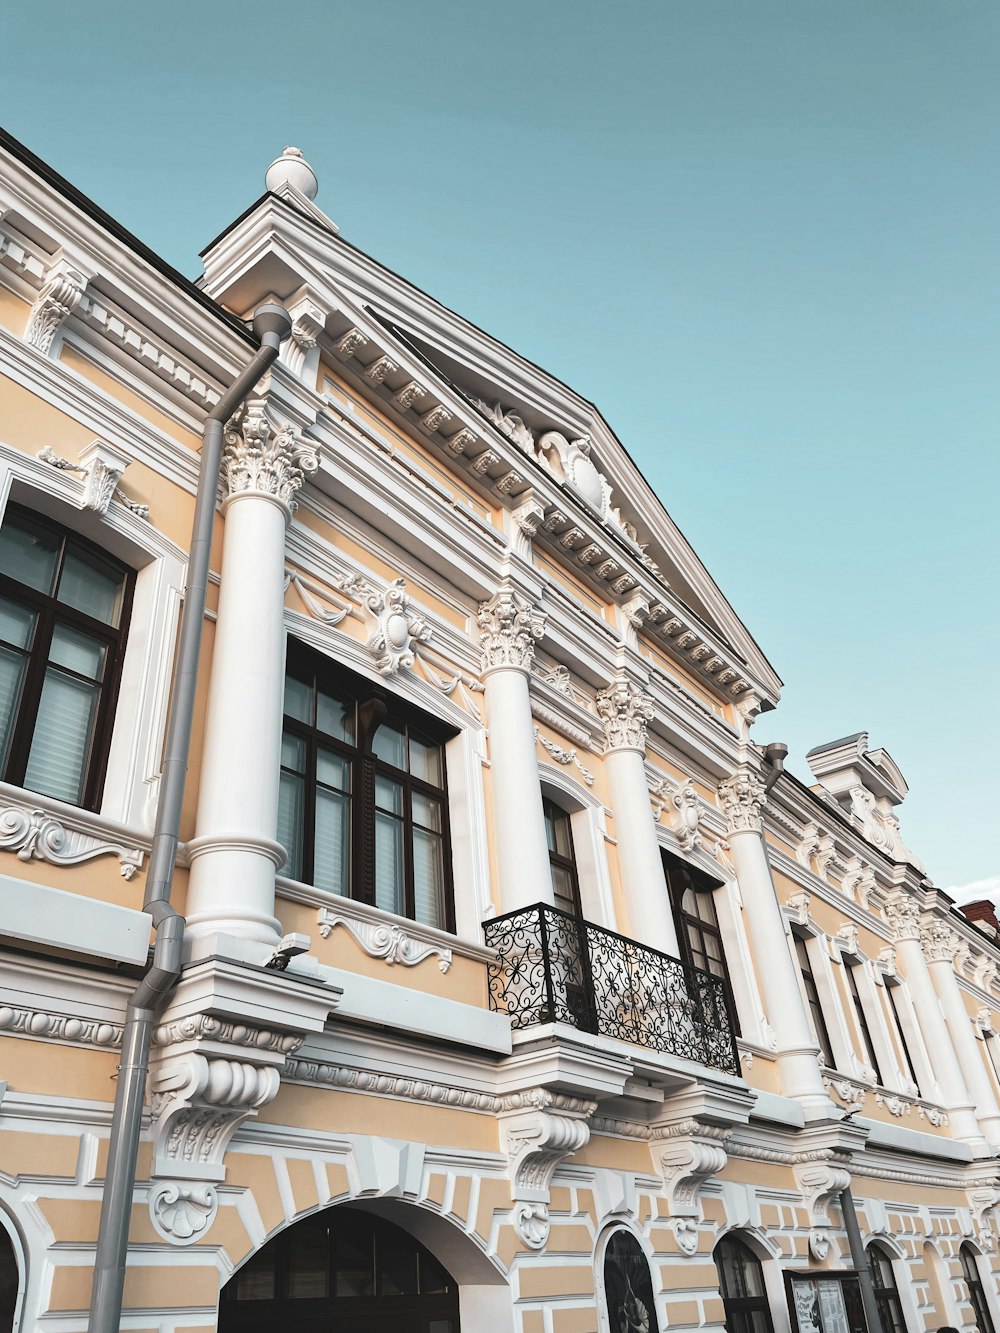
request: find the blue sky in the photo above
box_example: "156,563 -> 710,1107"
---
2,1 -> 997,894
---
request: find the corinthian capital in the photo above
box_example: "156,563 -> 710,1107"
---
477,586 -> 545,673
718,766 -> 766,834
221,398 -> 319,515
596,676 -> 654,753
882,892 -> 921,943
920,919 -> 961,964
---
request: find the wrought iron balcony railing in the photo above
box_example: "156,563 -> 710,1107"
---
484,903 -> 740,1076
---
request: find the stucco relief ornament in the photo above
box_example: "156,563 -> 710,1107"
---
671,781 -> 703,852
148,1181 -> 218,1246
920,921 -> 961,964
718,767 -> 766,834
596,677 -> 654,753
477,587 -> 546,673
25,263 -> 86,354
365,578 -> 431,675
673,1217 -> 700,1257
222,399 -> 319,513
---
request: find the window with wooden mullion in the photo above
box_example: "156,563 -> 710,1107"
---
664,851 -> 741,1036
845,960 -> 883,1085
0,506 -> 133,812
543,797 -> 582,918
794,933 -> 837,1068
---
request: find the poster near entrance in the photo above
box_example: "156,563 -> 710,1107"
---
786,1272 -> 868,1333
603,1230 -> 660,1333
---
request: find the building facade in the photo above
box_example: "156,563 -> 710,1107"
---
0,132 -> 998,1333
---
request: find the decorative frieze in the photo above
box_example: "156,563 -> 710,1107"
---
0,804 -> 143,880
477,587 -> 546,673
0,1001 -> 122,1048
317,907 -> 453,973
596,677 -> 654,754
718,767 -> 767,834
221,398 -> 319,514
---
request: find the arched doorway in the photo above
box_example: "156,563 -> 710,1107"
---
0,1221 -> 18,1332
219,1205 -> 460,1331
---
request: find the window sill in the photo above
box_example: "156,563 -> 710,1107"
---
275,875 -> 497,971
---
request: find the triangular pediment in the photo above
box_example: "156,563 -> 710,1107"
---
199,191 -> 782,706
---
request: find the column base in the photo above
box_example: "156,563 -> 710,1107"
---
184,833 -> 286,949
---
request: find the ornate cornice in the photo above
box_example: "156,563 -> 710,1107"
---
477,586 -> 546,674
596,676 -> 654,754
718,766 -> 767,834
221,397 -> 319,515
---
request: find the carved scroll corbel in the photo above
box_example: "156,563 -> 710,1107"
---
653,1120 -> 731,1218
499,1091 -> 595,1249
794,1159 -> 851,1260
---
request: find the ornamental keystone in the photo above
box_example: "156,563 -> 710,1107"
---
221,398 -> 319,515
718,766 -> 766,834
596,676 -> 654,753
477,586 -> 545,673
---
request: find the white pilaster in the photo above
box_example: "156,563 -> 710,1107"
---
478,586 -> 553,915
922,918 -> 1000,1148
882,895 -> 989,1152
597,675 -> 678,956
719,766 -> 832,1117
185,398 -> 318,949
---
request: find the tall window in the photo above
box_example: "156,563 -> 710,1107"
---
885,982 -> 920,1091
279,642 -> 454,931
845,961 -> 883,1084
543,797 -> 582,917
960,1243 -> 995,1333
794,934 -> 836,1068
0,1222 -> 17,1332
869,1244 -> 907,1333
715,1235 -> 774,1333
664,852 -> 740,1034
0,506 -> 133,810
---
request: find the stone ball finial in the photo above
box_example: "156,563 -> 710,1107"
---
265,146 -> 318,200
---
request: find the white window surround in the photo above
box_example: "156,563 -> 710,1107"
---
0,1202 -> 26,1333
0,451 -> 188,833
839,953 -> 899,1091
790,925 -> 852,1076
283,610 -> 492,947
657,830 -> 771,1050
538,761 -> 615,930
866,1237 -> 923,1333
712,1226 -> 791,1333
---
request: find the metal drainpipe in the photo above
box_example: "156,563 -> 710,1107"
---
840,1186 -> 885,1333
88,304 -> 292,1333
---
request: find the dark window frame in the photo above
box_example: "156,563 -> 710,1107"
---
663,850 -> 741,1036
281,639 -> 457,933
715,1234 -> 775,1333
793,931 -> 837,1068
869,1242 -> 908,1333
884,980 -> 920,1092
0,504 -> 134,812
542,795 -> 583,918
960,1242 -> 996,1333
844,958 -> 883,1085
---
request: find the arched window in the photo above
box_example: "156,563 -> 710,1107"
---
0,505 -> 134,810
715,1234 -> 775,1333
603,1229 -> 659,1333
869,1243 -> 907,1333
279,640 -> 455,929
543,796 -> 582,917
960,1243 -> 995,1333
220,1206 -> 460,1330
0,1222 -> 18,1332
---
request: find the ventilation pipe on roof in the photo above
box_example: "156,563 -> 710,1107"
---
762,741 -> 788,793
89,304 -> 293,1333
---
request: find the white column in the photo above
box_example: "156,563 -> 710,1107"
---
882,895 -> 988,1151
185,398 -> 318,949
597,676 -> 678,956
922,918 -> 1000,1147
478,586 -> 553,915
719,767 -> 832,1117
